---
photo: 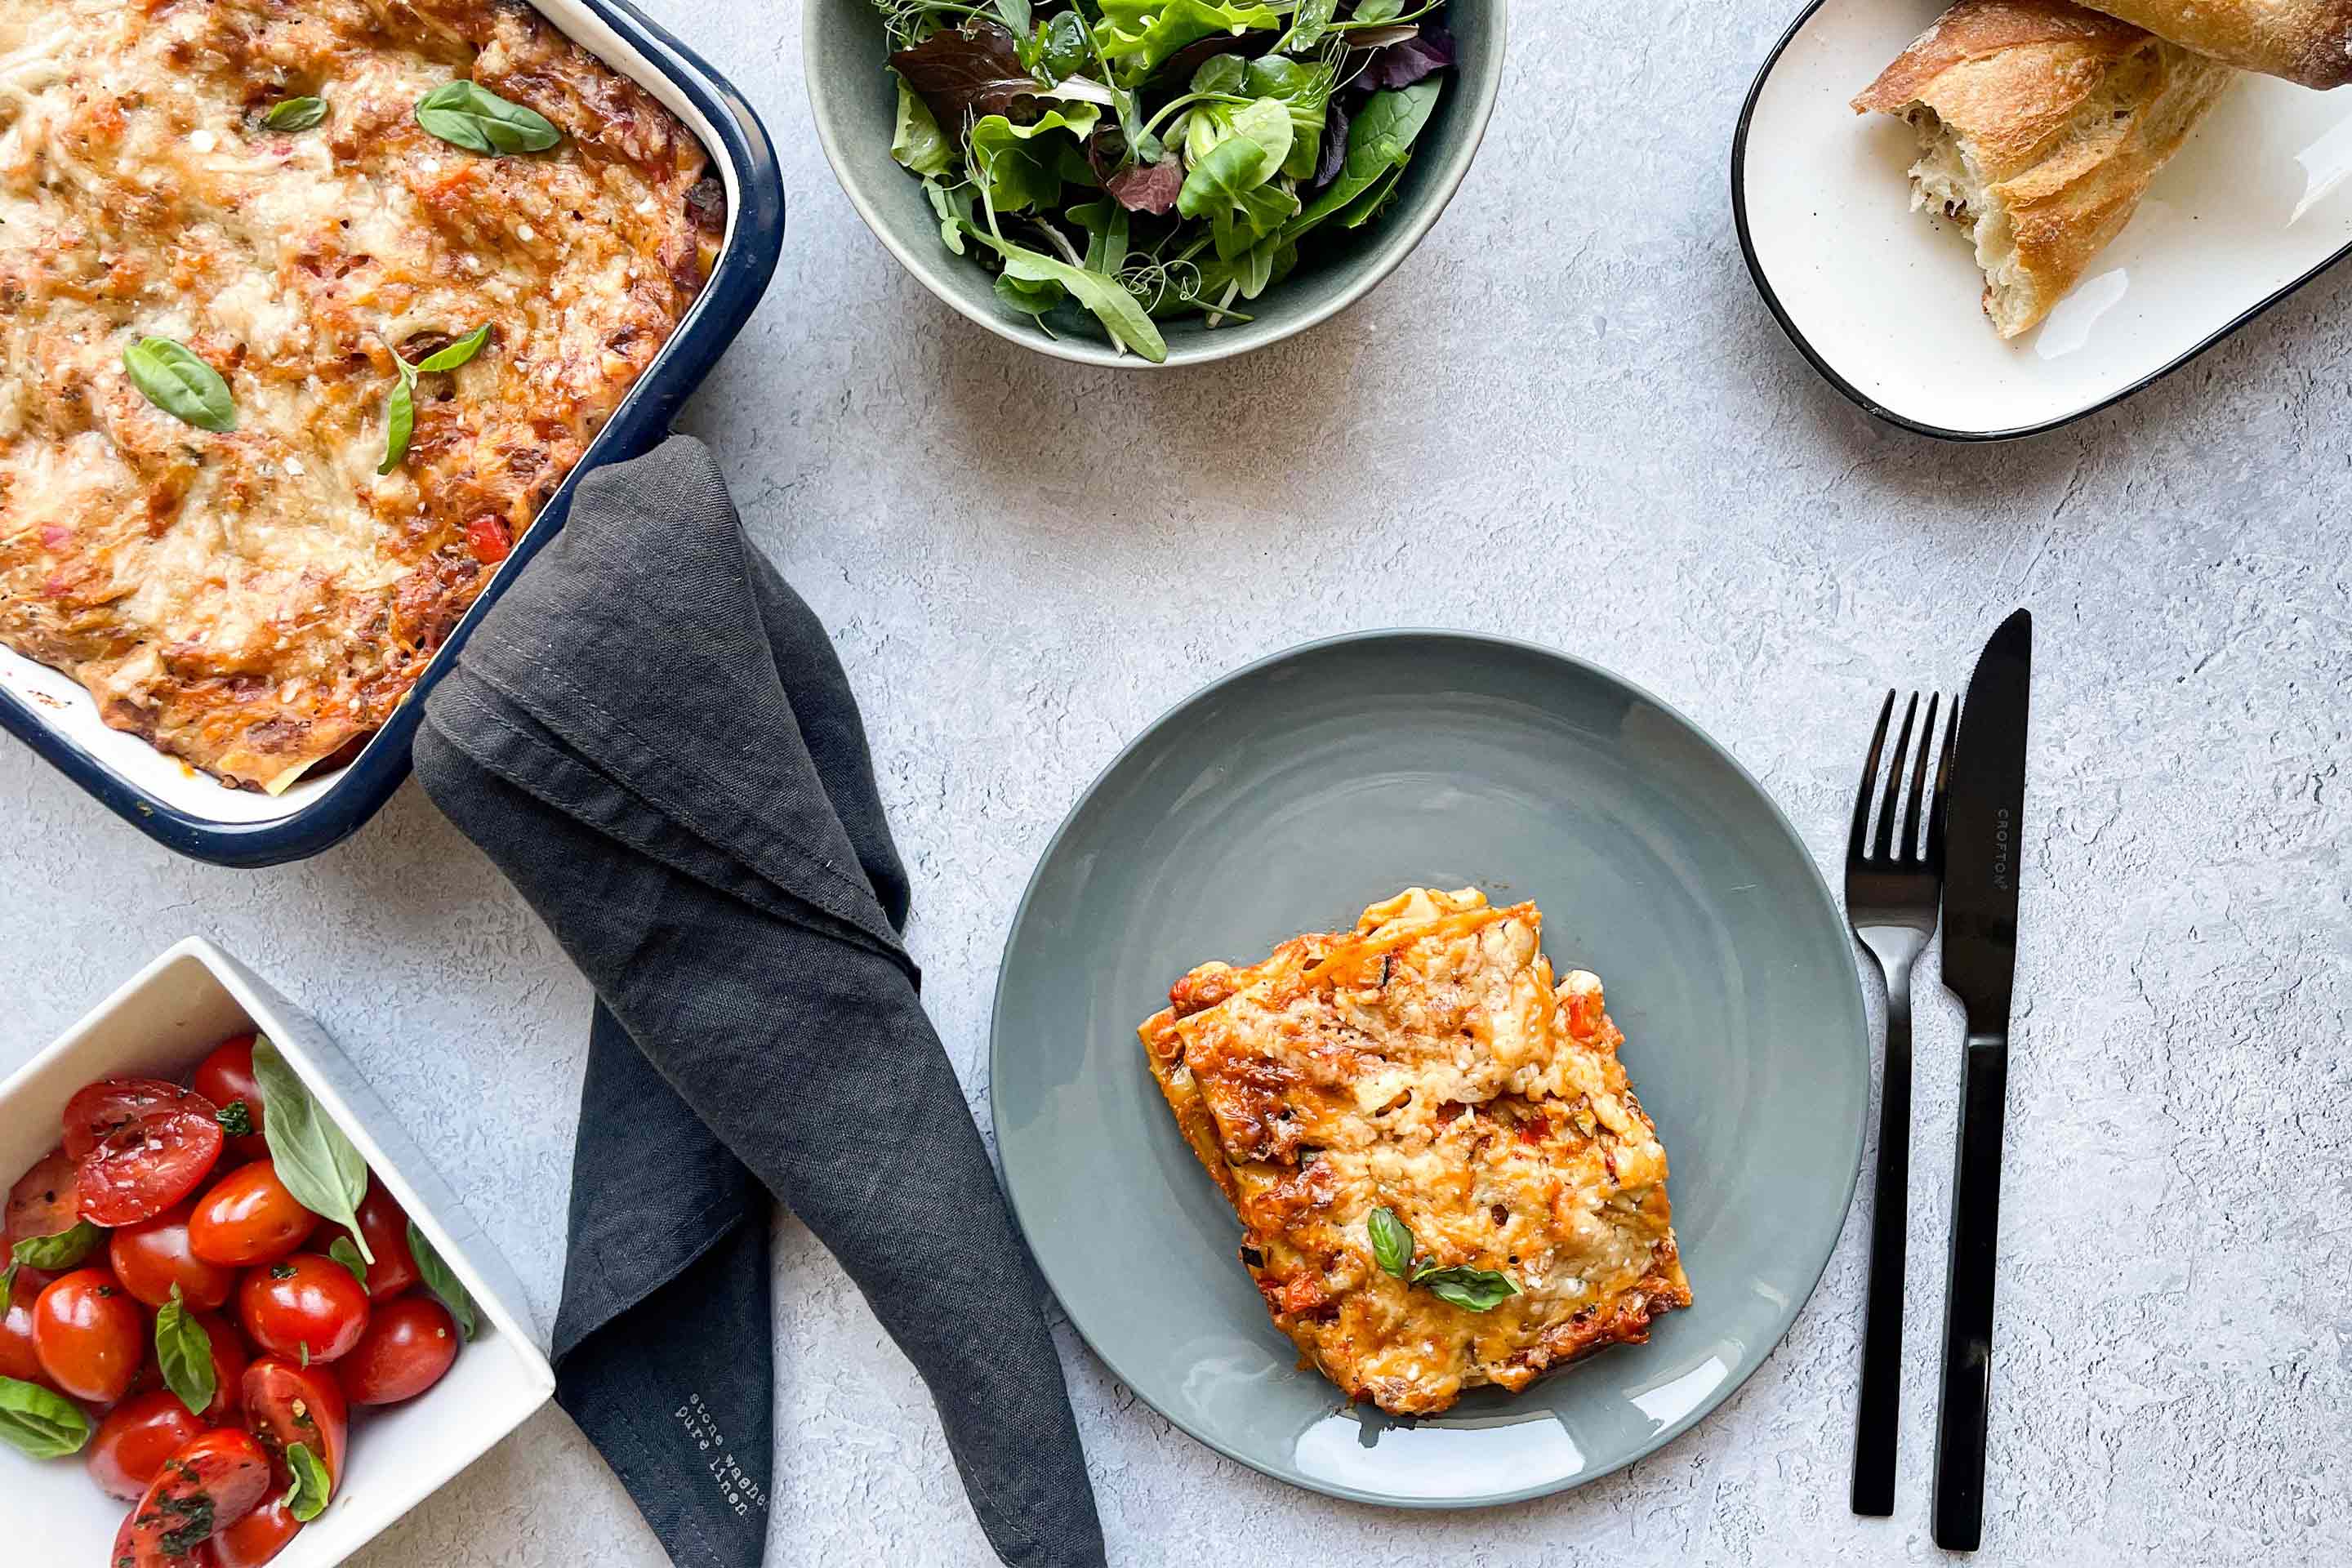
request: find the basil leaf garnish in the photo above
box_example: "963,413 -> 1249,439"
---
1410,1264 -> 1520,1313
0,1374 -> 92,1459
123,337 -> 237,433
155,1285 -> 217,1417
378,374 -> 415,474
327,1236 -> 368,1286
262,96 -> 327,131
408,1220 -> 478,1342
12,1220 -> 100,1272
412,323 -> 491,373
216,1098 -> 255,1138
283,1440 -> 333,1521
252,1036 -> 374,1264
1366,1205 -> 1413,1279
0,1263 -> 16,1303
414,80 -> 560,155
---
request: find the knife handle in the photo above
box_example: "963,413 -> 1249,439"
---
1932,1035 -> 2010,1551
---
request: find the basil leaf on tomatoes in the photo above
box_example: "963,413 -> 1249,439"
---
252,1036 -> 374,1264
408,1220 -> 479,1341
327,1236 -> 368,1286
11,1219 -> 100,1271
0,1374 -> 91,1459
283,1440 -> 333,1521
155,1285 -> 218,1417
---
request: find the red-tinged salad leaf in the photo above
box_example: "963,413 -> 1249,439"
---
1090,129 -> 1184,212
1308,94 -> 1350,190
1360,23 -> 1455,90
889,20 -> 1042,136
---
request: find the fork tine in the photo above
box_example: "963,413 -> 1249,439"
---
1927,693 -> 1958,871
1873,693 -> 1920,861
1900,693 -> 1940,861
1851,690 -> 1895,866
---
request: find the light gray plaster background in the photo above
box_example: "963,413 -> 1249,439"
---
7,2 -> 2351,1563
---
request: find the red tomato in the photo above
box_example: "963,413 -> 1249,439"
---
237,1255 -> 368,1363
5,1145 -> 81,1245
31,1266 -> 145,1402
111,1428 -> 272,1568
67,1080 -> 225,1227
338,1293 -> 458,1405
212,1499 -> 301,1568
0,1267 -> 52,1387
88,1388 -> 211,1500
332,1178 -> 418,1300
463,513 -> 511,563
188,1164 -> 317,1267
189,1309 -> 251,1423
189,1036 -> 270,1164
111,1202 -> 238,1311
242,1355 -> 348,1486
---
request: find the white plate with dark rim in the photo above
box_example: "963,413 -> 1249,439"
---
1735,0 -> 2352,439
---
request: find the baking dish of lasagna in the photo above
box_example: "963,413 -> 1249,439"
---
0,0 -> 784,864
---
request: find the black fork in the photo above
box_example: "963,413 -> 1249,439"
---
1846,690 -> 1957,1517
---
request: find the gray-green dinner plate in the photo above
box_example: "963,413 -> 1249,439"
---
990,630 -> 1868,1508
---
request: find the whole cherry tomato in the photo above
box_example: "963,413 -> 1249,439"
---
188,1308 -> 251,1423
5,1145 -> 81,1246
32,1266 -> 145,1402
189,1164 -> 317,1268
111,1428 -> 271,1568
189,1036 -> 271,1164
212,1499 -> 301,1568
0,1266 -> 53,1387
67,1079 -> 225,1227
243,1355 -> 348,1486
331,1178 -> 418,1300
338,1293 -> 458,1405
237,1255 -> 368,1363
87,1388 -> 211,1500
111,1202 -> 238,1311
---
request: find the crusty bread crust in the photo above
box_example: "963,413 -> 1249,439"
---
2069,0 -> 2352,88
1854,0 -> 2233,336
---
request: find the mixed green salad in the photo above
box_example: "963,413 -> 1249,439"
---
876,0 -> 1455,361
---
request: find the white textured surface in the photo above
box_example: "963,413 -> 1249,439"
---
7,2 -> 2352,1564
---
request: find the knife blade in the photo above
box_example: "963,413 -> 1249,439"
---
1931,606 -> 2032,1552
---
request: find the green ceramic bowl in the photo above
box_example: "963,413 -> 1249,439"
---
803,2 -> 1507,368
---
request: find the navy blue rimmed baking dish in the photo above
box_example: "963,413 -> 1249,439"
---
0,0 -> 784,867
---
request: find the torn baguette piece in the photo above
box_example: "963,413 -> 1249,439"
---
1853,0 -> 2234,337
2069,0 -> 2352,90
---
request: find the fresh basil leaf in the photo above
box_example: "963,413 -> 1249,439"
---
11,1220 -> 100,1272
253,1036 -> 374,1264
968,105 -> 1099,213
0,1375 -> 91,1459
414,80 -> 561,155
262,96 -> 327,131
961,225 -> 1165,361
1276,0 -> 1339,52
327,1236 -> 368,1286
155,1287 -> 217,1418
1366,1205 -> 1413,1279
283,1440 -> 333,1521
1411,1264 -> 1520,1312
216,1098 -> 255,1138
123,337 -> 237,433
0,1263 -> 16,1305
378,376 -> 414,476
412,323 -> 491,373
890,79 -> 951,177
408,1220 -> 479,1342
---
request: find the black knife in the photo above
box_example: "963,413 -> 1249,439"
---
1932,607 -> 2032,1551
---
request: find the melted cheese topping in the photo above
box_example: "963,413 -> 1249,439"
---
1140,888 -> 1692,1415
0,0 -> 720,788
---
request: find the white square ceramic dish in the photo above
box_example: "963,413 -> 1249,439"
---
1735,0 -> 2352,438
2,938 -> 554,1567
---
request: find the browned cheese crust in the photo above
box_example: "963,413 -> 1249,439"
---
1138,889 -> 1691,1416
0,0 -> 723,789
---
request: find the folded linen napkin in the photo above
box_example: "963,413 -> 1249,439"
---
412,435 -> 1105,1568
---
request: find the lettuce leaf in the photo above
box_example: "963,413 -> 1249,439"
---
969,105 -> 1100,213
1093,0 -> 1281,86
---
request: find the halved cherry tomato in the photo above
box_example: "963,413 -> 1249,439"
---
463,513 -> 511,563
5,1145 -> 80,1245
212,1499 -> 301,1568
111,1201 -> 238,1311
238,1254 -> 368,1363
332,1178 -> 418,1300
88,1388 -> 211,1500
243,1354 -> 348,1486
338,1292 -> 457,1405
32,1266 -> 145,1402
189,1163 -> 317,1267
68,1080 -> 225,1226
190,1036 -> 270,1164
0,1266 -> 53,1387
112,1428 -> 272,1568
